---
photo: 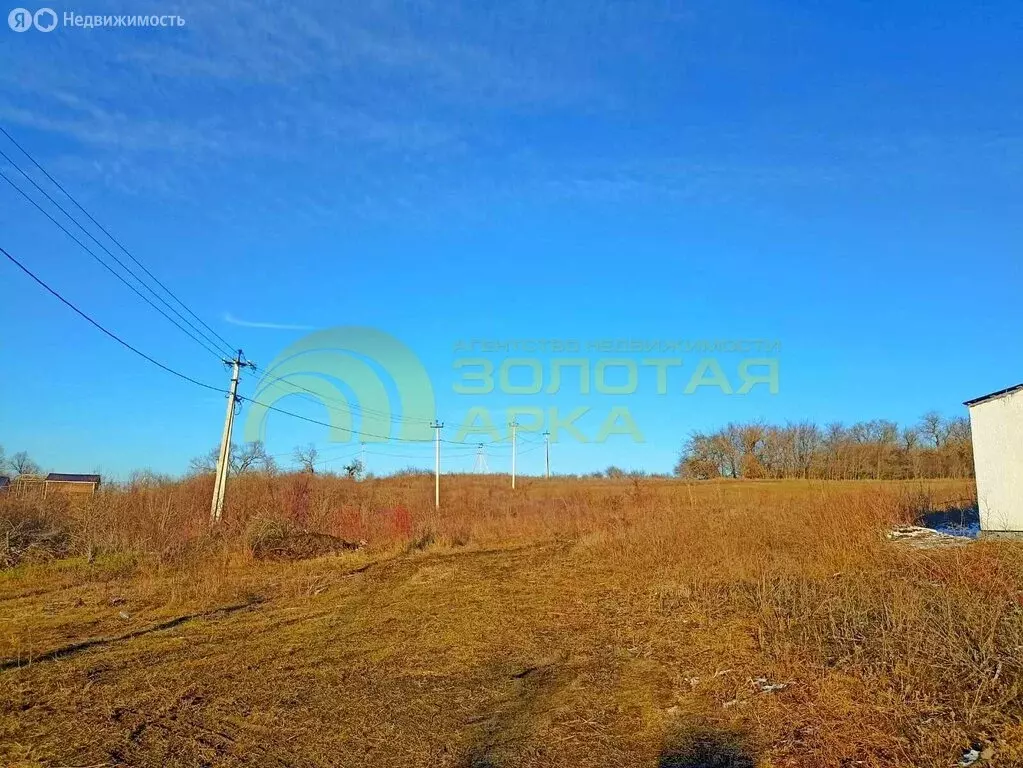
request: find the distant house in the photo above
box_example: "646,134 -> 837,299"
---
44,473 -> 101,496
965,383 -> 1023,532
0,476 -> 10,492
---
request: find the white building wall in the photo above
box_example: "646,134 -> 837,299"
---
968,390 -> 1023,531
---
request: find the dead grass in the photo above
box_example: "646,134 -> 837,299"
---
3,476 -> 1017,767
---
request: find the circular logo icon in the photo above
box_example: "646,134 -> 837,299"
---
33,7 -> 57,31
243,326 -> 437,446
8,7 -> 33,31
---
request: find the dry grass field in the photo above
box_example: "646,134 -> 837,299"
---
1,476 -> 1020,767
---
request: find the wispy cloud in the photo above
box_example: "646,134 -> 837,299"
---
223,312 -> 316,331
0,0 -> 700,217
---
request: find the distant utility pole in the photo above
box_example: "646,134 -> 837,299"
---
543,430 -> 551,479
510,419 -> 519,489
431,420 -> 444,508
211,350 -> 255,524
473,443 -> 489,474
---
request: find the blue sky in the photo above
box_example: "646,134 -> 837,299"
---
1,0 -> 1021,478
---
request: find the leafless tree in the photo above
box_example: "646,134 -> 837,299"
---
127,469 -> 172,488
946,416 -> 971,442
675,432 -> 724,478
234,441 -> 276,474
673,412 -> 973,481
9,451 -> 41,477
189,446 -> 220,475
919,411 -> 950,448
189,442 -> 275,475
789,421 -> 822,478
293,443 -> 319,474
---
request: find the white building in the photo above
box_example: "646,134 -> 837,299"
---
965,383 -> 1023,532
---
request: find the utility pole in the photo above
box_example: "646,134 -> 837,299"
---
431,420 -> 444,508
543,430 -> 551,479
211,350 -> 255,524
510,419 -> 519,489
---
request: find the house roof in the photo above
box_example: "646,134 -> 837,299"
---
964,382 -> 1023,408
45,473 -> 101,483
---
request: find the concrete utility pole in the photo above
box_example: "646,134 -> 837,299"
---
543,430 -> 551,479
431,420 -> 444,508
211,350 -> 255,524
510,419 -> 519,489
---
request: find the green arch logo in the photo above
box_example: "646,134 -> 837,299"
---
242,326 -> 436,444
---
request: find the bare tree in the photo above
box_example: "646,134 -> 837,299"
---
189,442 -> 275,476
189,446 -> 221,475
234,441 -> 276,474
789,421 -> 822,478
871,420 -> 899,479
293,443 -> 319,474
675,432 -> 723,479
9,451 -> 41,477
759,427 -> 790,478
919,411 -> 950,448
946,416 -> 971,443
822,422 -> 848,479
127,469 -> 172,488
710,427 -> 739,477
343,458 -> 365,480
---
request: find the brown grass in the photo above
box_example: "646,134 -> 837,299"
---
3,475 -> 1019,767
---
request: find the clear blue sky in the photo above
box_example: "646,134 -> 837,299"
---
1,0 -> 1021,478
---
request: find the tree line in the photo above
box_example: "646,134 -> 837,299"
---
188,441 -> 364,479
674,410 -> 973,480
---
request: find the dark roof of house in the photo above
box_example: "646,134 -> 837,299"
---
0,476 -> 10,488
45,473 -> 101,483
964,383 -> 1023,408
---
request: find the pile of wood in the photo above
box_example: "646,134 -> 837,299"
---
250,529 -> 364,562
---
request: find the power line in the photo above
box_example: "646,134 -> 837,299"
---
0,171 -> 227,361
243,393 -> 514,448
4,241 -> 548,483
518,442 -> 546,456
0,124 -> 237,355
267,441 -> 372,461
314,450 -> 361,469
0,153 -> 233,359
245,366 -> 526,447
1,244 -> 225,393
364,448 -> 465,460
238,395 -> 434,443
267,437 -> 487,463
